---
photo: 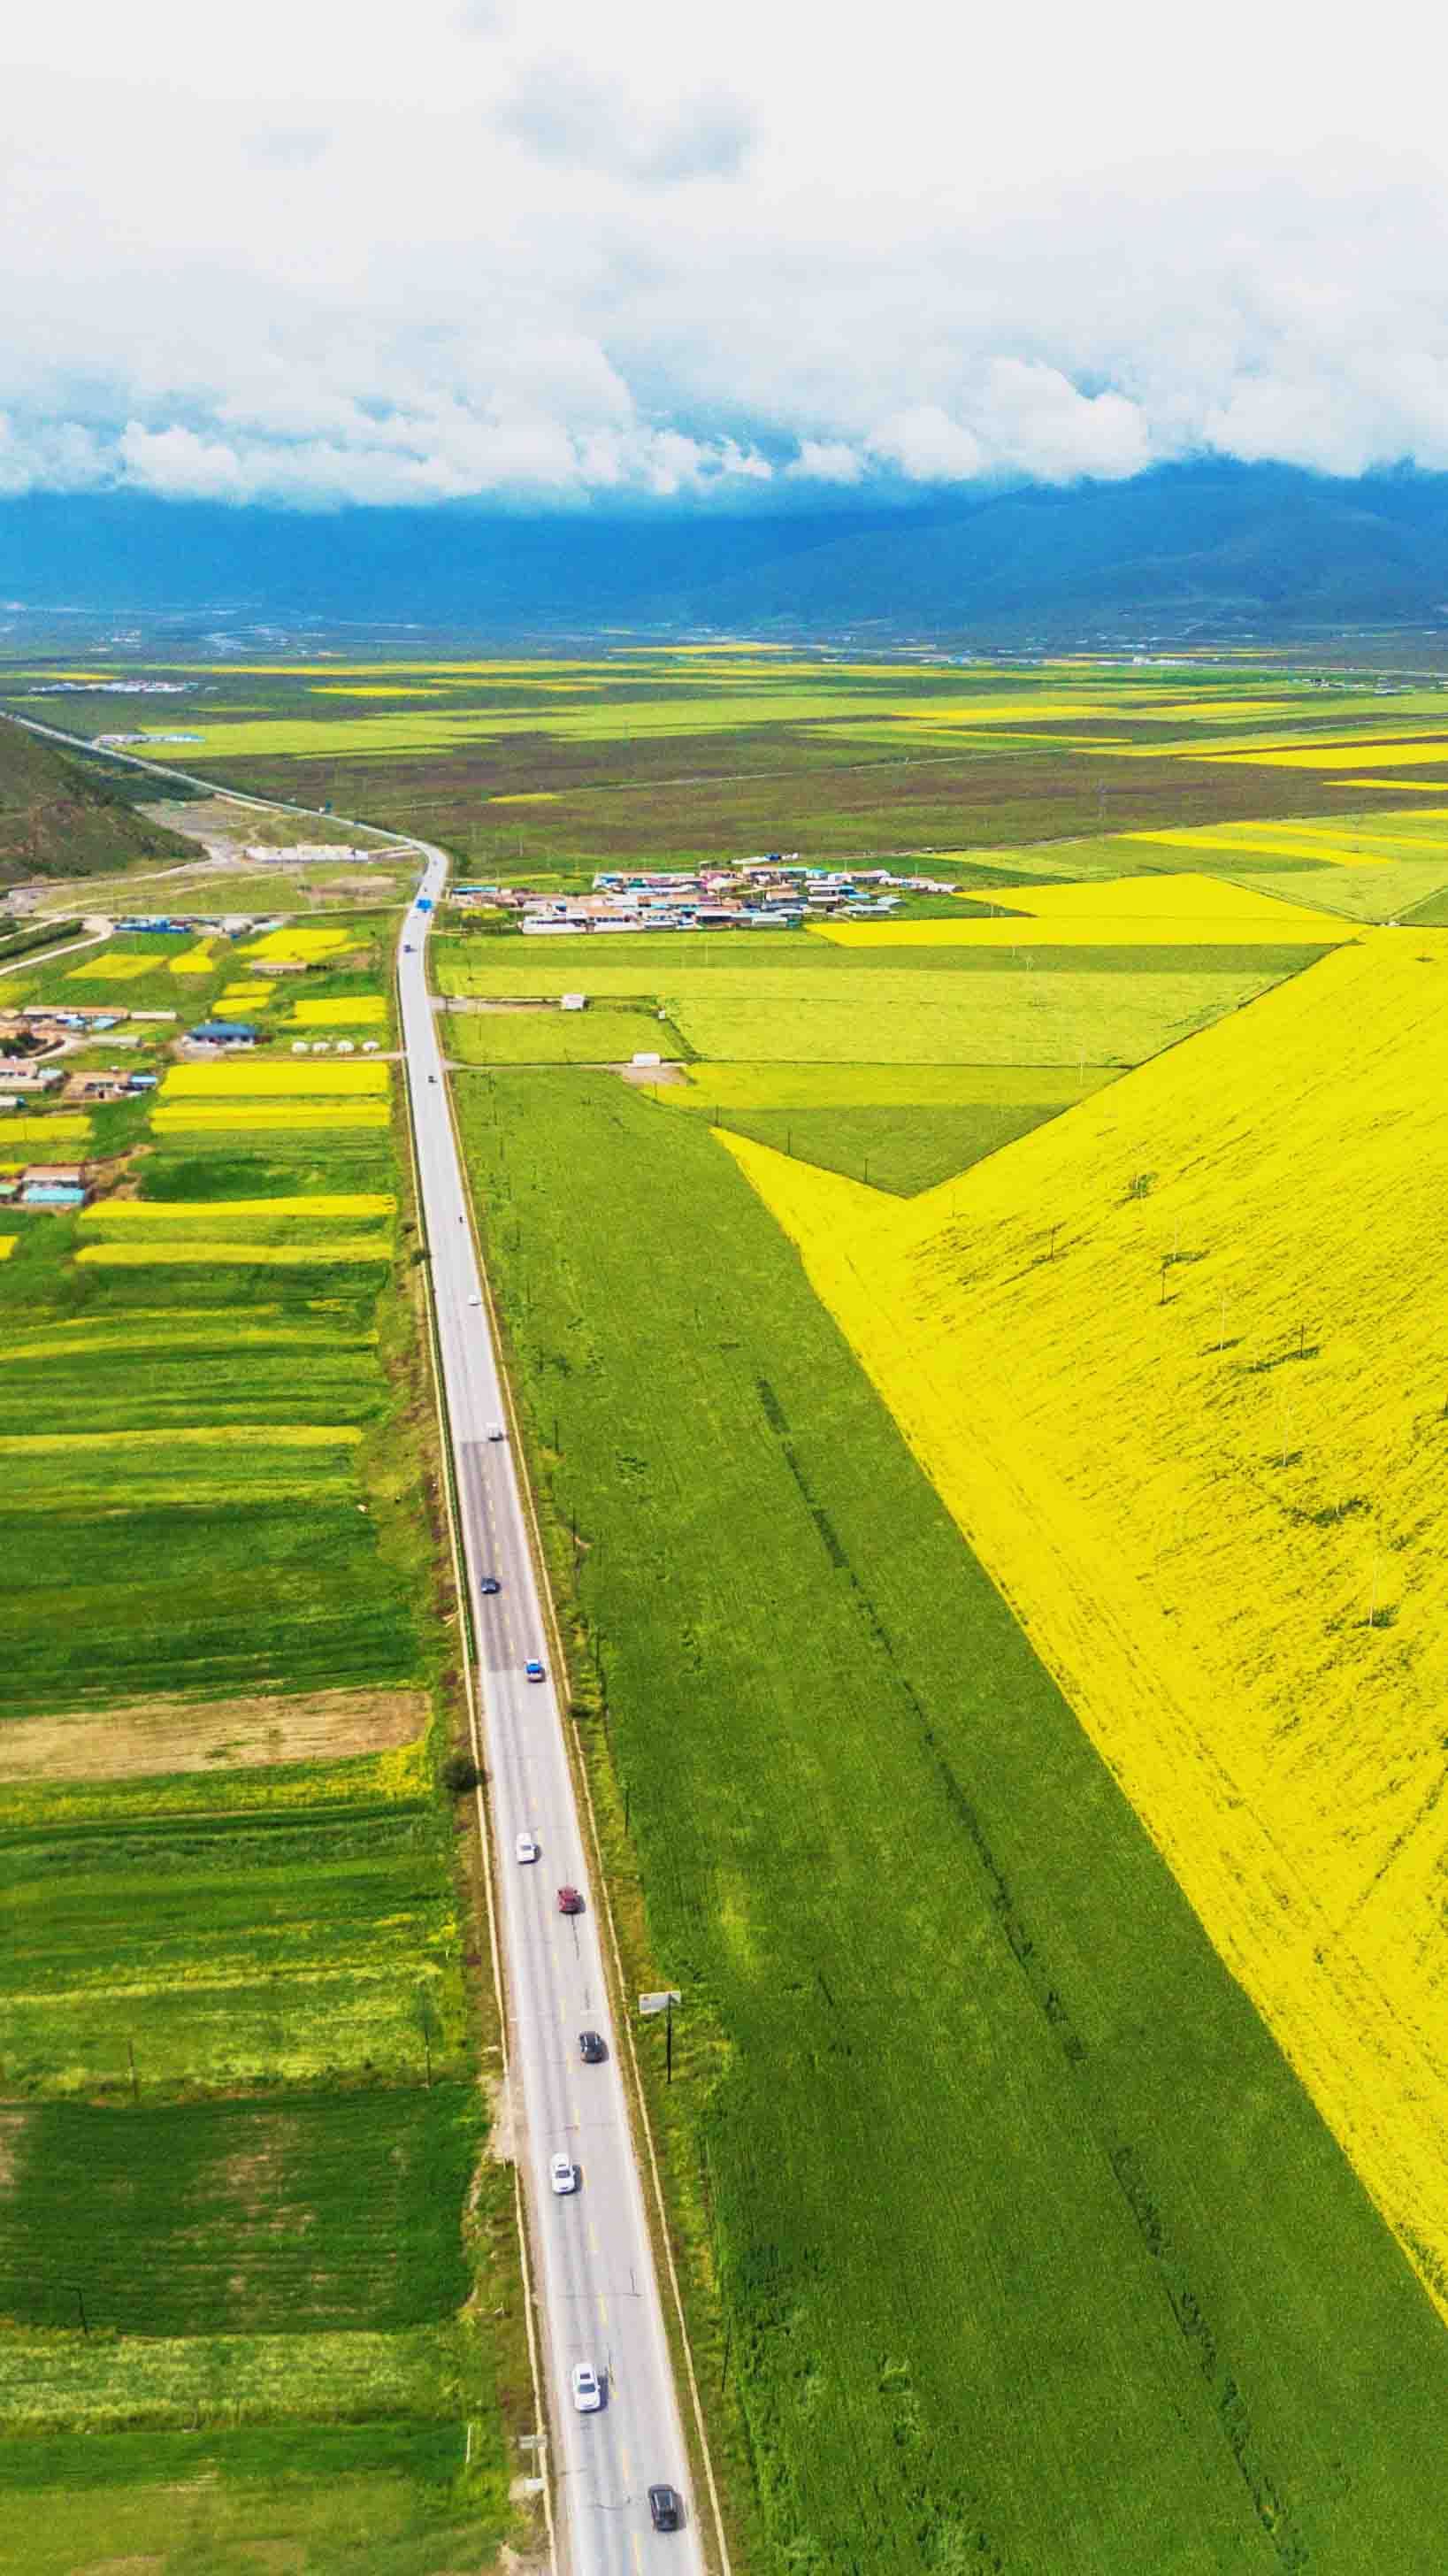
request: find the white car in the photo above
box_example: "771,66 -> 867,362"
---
486,1422 -> 506,1441
549,2152 -> 577,2196
515,1831 -> 540,1864
468,1294 -> 481,1307
571,2363 -> 603,2413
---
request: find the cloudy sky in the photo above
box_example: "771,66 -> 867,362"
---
4,0 -> 1446,510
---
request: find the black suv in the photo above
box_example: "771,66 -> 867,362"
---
647,2484 -> 682,2532
578,2030 -> 607,2064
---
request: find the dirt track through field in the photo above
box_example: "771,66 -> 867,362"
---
0,1687 -> 428,1781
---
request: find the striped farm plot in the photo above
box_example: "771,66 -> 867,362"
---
0,1423 -> 366,1509
77,1197 -> 395,1266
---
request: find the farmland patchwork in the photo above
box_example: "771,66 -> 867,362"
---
0,927 -> 517,2569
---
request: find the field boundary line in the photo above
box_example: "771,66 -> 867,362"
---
443,1060 -> 735,2576
396,932 -> 559,2576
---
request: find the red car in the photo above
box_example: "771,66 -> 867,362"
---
556,1886 -> 584,1916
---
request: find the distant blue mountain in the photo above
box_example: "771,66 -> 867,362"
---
4,464 -> 1448,640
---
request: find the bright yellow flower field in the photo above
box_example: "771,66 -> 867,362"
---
289,997 -> 387,1026
75,1239 -> 392,1267
0,1423 -> 363,1453
0,1115 -> 91,1147
85,1195 -> 394,1223
151,1103 -> 389,1133
162,1061 -> 388,1098
726,929 -> 1448,2326
65,954 -> 156,983
814,870 -> 1352,947
241,927 -> 352,961
168,942 -> 217,975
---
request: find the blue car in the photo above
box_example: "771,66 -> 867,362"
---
525,1659 -> 545,1683
479,1576 -> 501,1597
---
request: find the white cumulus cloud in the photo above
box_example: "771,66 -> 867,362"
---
1,5 -> 1447,509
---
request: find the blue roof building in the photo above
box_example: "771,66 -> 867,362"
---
191,1021 -> 259,1046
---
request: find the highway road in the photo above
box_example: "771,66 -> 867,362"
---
2,706 -> 710,2574
397,855 -> 707,2576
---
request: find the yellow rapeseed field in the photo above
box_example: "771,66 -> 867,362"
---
76,1239 -> 391,1267
0,1237 -> 16,1261
724,930 -> 1448,2325
289,997 -> 387,1027
0,1424 -> 363,1453
219,984 -> 272,1008
84,1195 -> 394,1223
1120,824 -> 1387,867
1220,740 -> 1448,773
168,941 -> 217,975
152,1102 -> 389,1133
162,1061 -> 388,1098
0,1115 -> 91,1148
241,926 -> 352,962
65,954 -> 156,983
814,871 -> 1352,948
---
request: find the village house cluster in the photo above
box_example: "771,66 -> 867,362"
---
454,856 -> 960,935
0,1002 -> 173,1097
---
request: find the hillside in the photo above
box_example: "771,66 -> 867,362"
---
656,466 -> 1448,638
0,722 -> 194,888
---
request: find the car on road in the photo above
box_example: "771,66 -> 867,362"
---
549,2151 -> 577,2195
648,2485 -> 683,2533
486,1422 -> 506,1441
468,1293 -> 481,1306
578,2029 -> 607,2063
571,2363 -> 603,2413
479,1575 -> 501,1596
556,1885 -> 583,1915
515,1831 -> 540,1864
525,1659 -> 545,1683
402,942 -> 415,952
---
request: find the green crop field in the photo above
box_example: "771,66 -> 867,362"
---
0,941 -> 530,2572
5,650 -> 1433,878
440,954 -> 1310,1068
455,1066 -> 1448,2573
444,1002 -> 684,1063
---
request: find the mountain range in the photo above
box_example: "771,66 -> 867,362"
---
4,464 -> 1448,643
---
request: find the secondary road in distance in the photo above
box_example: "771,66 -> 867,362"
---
398,854 -> 706,2576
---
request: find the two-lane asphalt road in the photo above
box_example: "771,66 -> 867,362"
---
397,855 -> 706,2576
